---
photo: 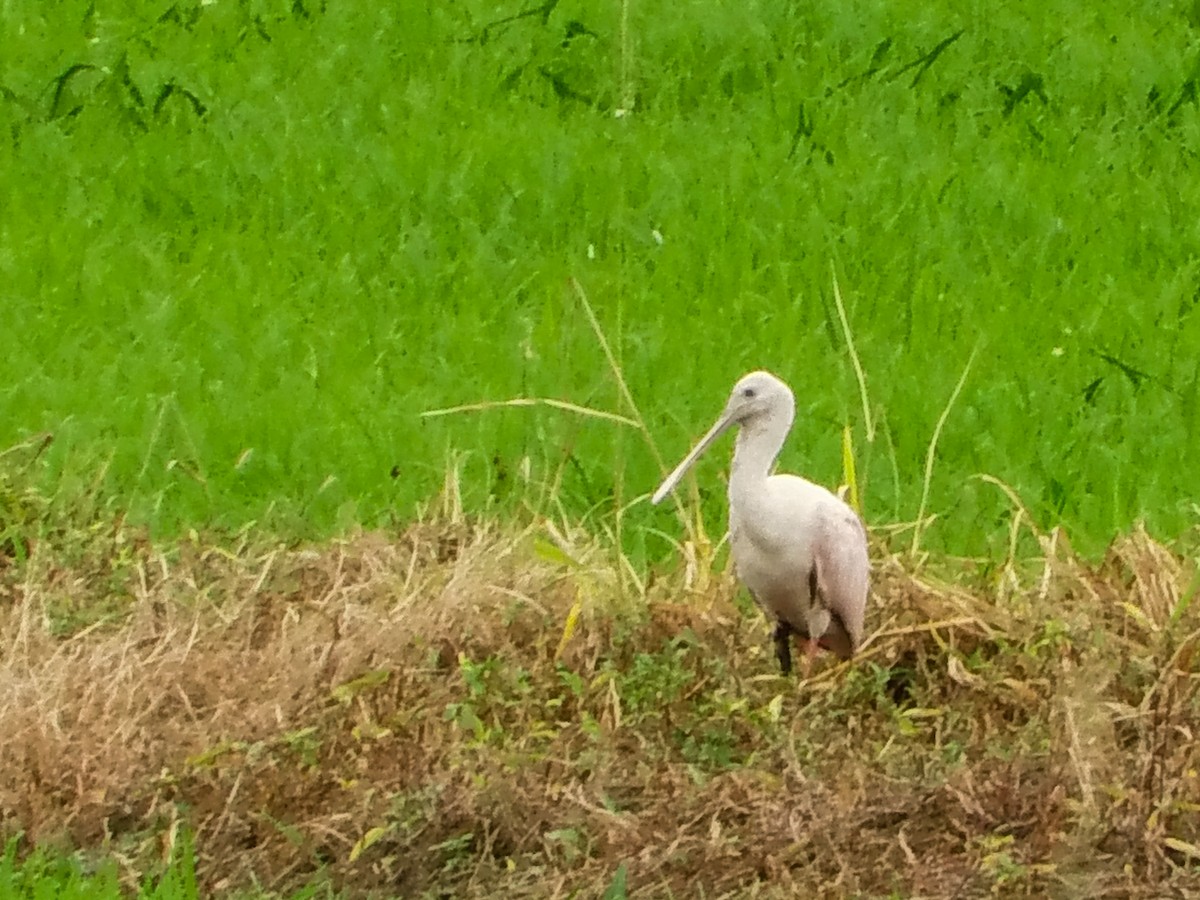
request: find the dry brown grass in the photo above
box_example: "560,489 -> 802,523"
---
1,505 -> 1199,898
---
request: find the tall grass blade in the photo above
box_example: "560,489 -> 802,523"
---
421,398 -> 639,428
830,266 -> 875,443
911,346 -> 978,557
841,424 -> 862,514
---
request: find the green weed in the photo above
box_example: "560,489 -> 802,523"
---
0,831 -> 198,900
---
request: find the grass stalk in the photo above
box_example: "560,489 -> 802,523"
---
911,346 -> 978,557
830,265 -> 875,444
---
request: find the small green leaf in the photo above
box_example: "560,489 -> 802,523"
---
602,861 -> 629,899
185,740 -> 244,768
349,826 -> 390,862
1165,836 -> 1200,860
331,669 -> 391,705
766,693 -> 784,722
555,596 -> 583,661
533,538 -> 575,567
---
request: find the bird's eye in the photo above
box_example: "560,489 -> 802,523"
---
742,387 -> 756,399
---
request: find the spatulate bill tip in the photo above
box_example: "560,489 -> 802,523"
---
651,471 -> 686,505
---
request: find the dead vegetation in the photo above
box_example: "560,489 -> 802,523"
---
1,498 -> 1199,898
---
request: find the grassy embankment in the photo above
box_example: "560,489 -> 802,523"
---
1,474 -> 1198,897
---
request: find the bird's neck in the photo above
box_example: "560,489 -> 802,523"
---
729,414 -> 791,498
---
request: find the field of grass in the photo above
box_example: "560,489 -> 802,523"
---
0,831 -> 198,900
2,0 -> 1198,558
3,1 -> 1200,897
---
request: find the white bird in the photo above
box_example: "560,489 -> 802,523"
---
652,371 -> 870,675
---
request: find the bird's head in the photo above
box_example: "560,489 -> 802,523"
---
651,369 -> 795,505
721,371 -> 795,427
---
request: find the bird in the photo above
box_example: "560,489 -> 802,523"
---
651,371 -> 870,676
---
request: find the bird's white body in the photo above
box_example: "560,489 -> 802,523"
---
653,371 -> 870,672
729,472 -> 868,656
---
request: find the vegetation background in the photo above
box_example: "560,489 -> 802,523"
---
2,0 -> 1199,897
3,0 -> 1199,559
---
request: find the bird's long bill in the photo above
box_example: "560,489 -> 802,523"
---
651,411 -> 735,505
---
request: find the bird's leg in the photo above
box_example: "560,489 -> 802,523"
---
773,621 -> 794,675
801,564 -> 830,679
800,636 -> 820,679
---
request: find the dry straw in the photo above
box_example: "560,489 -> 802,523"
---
0,472 -> 1198,896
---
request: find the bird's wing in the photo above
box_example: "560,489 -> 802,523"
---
812,506 -> 870,657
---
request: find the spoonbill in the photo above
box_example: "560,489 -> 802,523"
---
652,371 -> 870,675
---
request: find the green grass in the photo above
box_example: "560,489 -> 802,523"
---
2,1 -> 1199,558
0,832 -> 198,900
